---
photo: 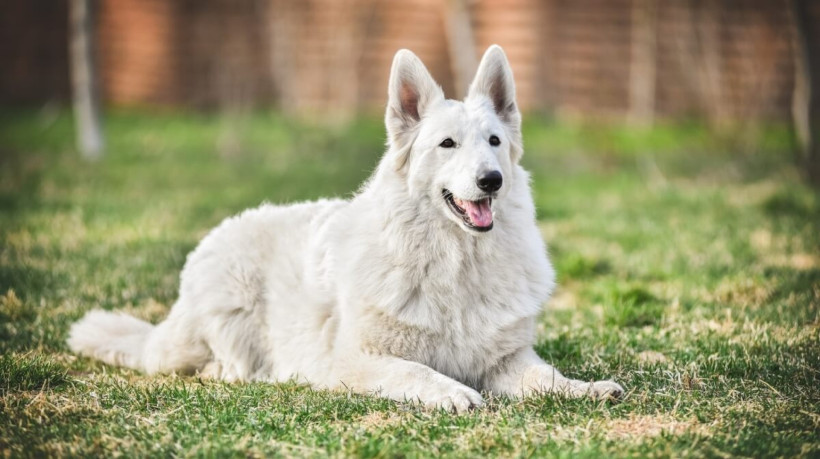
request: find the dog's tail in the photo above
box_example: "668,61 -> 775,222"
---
67,310 -> 154,371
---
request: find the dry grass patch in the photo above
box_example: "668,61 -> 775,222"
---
120,298 -> 170,323
0,389 -> 104,425
749,228 -> 820,271
0,289 -> 30,321
549,288 -> 579,311
356,411 -> 406,429
636,351 -> 670,366
671,314 -> 818,347
600,413 -> 707,441
725,181 -> 781,208
711,277 -> 773,308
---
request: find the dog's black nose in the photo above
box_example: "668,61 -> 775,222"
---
477,170 -> 503,192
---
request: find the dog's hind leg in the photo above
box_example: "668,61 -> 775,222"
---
195,309 -> 273,382
139,305 -> 213,375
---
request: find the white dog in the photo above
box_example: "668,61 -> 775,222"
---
68,46 -> 623,412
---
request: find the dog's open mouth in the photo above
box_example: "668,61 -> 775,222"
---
443,189 -> 493,232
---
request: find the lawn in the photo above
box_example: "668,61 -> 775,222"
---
1,108 -> 818,457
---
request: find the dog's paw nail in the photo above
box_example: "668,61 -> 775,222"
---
591,381 -> 625,401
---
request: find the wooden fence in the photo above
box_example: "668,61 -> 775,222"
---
1,0 -> 817,121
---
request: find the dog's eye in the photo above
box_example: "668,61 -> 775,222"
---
439,138 -> 456,148
489,135 -> 501,146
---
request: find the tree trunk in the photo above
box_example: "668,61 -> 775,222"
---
444,0 -> 477,99
628,0 -> 658,125
69,0 -> 104,160
790,0 -> 820,185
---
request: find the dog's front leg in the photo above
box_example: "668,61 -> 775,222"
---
482,347 -> 624,400
334,353 -> 483,413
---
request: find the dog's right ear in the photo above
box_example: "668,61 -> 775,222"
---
385,49 -> 444,169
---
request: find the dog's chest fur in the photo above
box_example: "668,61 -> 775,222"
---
336,186 -> 553,385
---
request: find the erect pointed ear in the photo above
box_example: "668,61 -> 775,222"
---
385,49 -> 444,168
468,45 -> 521,129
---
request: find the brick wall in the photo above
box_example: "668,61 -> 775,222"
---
1,0 -> 816,121
268,0 -> 453,114
97,0 -> 273,108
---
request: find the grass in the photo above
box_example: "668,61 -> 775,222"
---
1,107 -> 818,457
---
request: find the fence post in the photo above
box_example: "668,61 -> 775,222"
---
628,0 -> 657,125
69,0 -> 104,160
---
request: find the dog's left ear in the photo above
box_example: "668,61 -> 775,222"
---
468,45 -> 523,161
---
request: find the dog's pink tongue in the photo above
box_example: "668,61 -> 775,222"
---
463,199 -> 493,227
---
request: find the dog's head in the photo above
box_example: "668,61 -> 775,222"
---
384,45 -> 523,234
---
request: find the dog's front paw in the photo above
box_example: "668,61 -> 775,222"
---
419,383 -> 483,413
198,360 -> 242,382
574,380 -> 624,401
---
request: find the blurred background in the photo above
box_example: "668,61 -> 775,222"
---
0,0 -> 818,236
2,0 -> 819,179
2,0 -> 818,121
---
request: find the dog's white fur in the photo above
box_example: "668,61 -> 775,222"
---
68,46 -> 623,412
